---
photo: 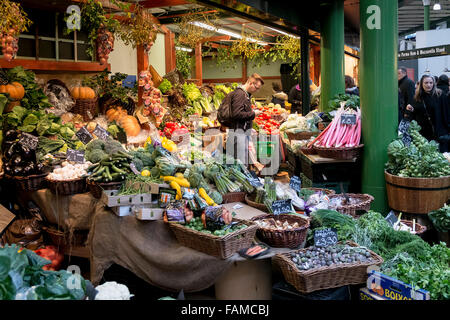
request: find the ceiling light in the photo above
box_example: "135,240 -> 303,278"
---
190,21 -> 268,46
175,46 -> 193,52
433,1 -> 441,10
266,26 -> 299,39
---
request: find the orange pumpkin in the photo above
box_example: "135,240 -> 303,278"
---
106,107 -> 127,122
71,86 -> 96,99
0,82 -> 25,100
119,115 -> 141,136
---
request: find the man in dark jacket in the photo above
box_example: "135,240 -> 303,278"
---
398,67 -> 416,122
226,73 -> 264,166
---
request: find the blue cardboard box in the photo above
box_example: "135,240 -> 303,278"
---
367,271 -> 430,300
122,75 -> 136,88
359,288 -> 386,300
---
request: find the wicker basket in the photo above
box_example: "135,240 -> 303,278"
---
329,193 -> 374,218
42,225 -> 89,248
5,172 -> 49,192
245,194 -> 270,213
300,146 -> 317,155
251,214 -> 310,248
400,220 -> 427,235
303,187 -> 336,196
87,178 -> 123,199
222,191 -> 246,203
313,144 -> 364,160
168,218 -> 258,259
46,177 -> 87,196
286,131 -> 317,141
71,98 -> 97,121
273,241 -> 384,293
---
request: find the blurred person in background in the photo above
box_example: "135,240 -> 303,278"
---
345,75 -> 359,96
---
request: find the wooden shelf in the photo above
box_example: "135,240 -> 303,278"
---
0,59 -> 110,72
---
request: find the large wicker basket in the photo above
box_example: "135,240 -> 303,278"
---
302,187 -> 336,196
286,131 -> 317,141
222,191 -> 246,204
313,144 -> 364,160
87,178 -> 123,199
400,220 -> 427,235
42,225 -> 89,249
46,177 -> 87,196
328,193 -> 374,218
251,214 -> 310,248
168,218 -> 258,259
71,98 -> 97,121
245,194 -> 270,213
5,172 -> 49,192
273,241 -> 384,293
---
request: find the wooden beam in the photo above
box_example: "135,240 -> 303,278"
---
203,76 -> 281,84
200,35 -> 231,43
164,28 -> 176,74
242,56 -> 247,83
195,43 -> 202,86
0,59 -> 110,72
140,0 -> 189,8
137,44 -> 149,105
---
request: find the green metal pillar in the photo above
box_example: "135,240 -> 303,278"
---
360,0 -> 398,212
319,0 -> 345,113
300,27 -> 311,114
424,5 -> 430,30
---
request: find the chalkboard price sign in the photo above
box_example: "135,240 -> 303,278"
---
66,149 -> 85,163
93,124 -> 110,141
341,114 -> 357,125
289,176 -> 302,192
398,119 -> 410,136
314,228 -> 338,247
76,126 -> 93,145
19,133 -> 39,150
271,199 -> 293,215
385,210 -> 398,227
248,170 -> 263,187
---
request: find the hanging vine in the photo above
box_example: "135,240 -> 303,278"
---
0,0 -> 32,61
118,4 -> 159,52
175,47 -> 193,79
175,9 -> 220,49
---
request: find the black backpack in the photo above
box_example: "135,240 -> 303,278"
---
217,90 -> 235,128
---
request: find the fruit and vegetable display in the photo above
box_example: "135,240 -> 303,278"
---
308,106 -> 361,148
308,210 -> 450,299
279,111 -> 321,135
385,120 -> 450,177
253,217 -> 302,231
87,150 -> 132,183
0,244 -> 90,300
289,243 -> 375,271
184,216 -> 248,237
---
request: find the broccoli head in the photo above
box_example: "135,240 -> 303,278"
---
132,158 -> 144,172
130,148 -> 155,168
85,139 -> 106,152
104,138 -> 125,154
86,149 -> 108,163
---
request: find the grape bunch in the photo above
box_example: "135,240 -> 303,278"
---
1,30 -> 19,61
96,26 -> 114,65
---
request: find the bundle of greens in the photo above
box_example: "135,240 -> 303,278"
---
428,204 -> 450,232
307,209 -> 356,245
0,244 -> 89,300
158,78 -> 172,94
327,93 -> 359,114
385,121 -> 450,177
182,82 -> 202,106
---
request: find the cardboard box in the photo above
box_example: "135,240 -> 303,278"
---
124,181 -> 169,194
0,204 -> 16,234
367,271 -> 430,300
112,206 -> 134,217
135,207 -> 164,220
101,190 -> 158,208
359,288 -> 386,300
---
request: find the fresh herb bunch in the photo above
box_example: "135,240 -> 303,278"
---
428,204 -> 450,232
385,120 -> 450,177
327,93 -> 360,114
82,69 -> 136,104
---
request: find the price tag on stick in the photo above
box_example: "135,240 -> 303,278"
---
76,126 -> 93,145
66,149 -> 85,163
314,228 -> 338,247
93,124 -> 110,141
289,176 -> 302,192
385,210 -> 398,227
341,114 -> 357,125
271,199 -> 293,215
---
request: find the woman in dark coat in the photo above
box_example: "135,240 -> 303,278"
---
406,74 -> 449,152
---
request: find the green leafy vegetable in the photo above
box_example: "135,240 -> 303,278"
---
428,204 -> 450,232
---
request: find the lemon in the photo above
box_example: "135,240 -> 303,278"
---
141,169 -> 150,177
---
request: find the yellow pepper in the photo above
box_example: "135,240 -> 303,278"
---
199,188 -> 216,206
175,172 -> 184,178
170,181 -> 182,200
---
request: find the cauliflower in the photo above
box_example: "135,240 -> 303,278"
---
94,282 -> 133,300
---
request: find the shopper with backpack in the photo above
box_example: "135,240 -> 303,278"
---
218,73 -> 264,166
